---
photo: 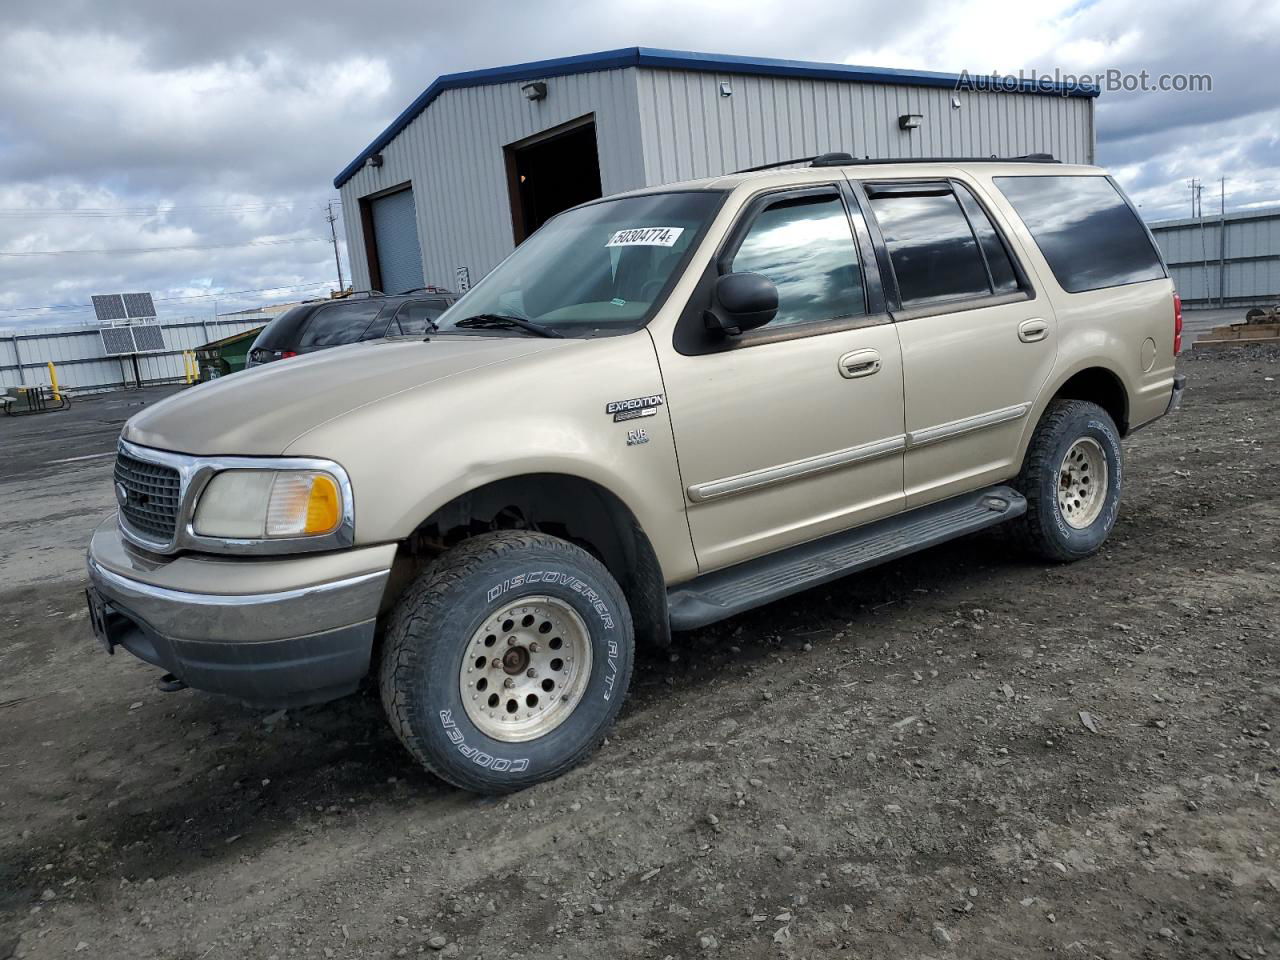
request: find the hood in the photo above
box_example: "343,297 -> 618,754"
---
124,336 -> 566,455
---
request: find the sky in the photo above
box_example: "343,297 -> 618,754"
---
1,0 -> 1277,330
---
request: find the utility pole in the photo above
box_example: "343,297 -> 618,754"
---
326,201 -> 345,293
1197,181 -> 1210,304
1218,177 -> 1227,308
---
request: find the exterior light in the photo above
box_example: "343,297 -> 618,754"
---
719,81 -> 733,97
898,113 -> 923,130
521,81 -> 547,101
366,153 -> 383,168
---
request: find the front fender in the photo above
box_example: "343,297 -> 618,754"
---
285,332 -> 699,583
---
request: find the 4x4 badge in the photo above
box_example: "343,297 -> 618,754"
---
606,394 -> 664,422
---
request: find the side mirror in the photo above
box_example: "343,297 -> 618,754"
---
704,272 -> 778,336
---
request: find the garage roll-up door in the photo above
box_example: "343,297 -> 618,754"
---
370,187 -> 425,294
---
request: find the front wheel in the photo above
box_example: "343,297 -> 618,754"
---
1013,399 -> 1124,562
379,531 -> 634,792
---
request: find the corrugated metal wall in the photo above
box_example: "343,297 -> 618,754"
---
339,65 -> 1093,293
1,317 -> 266,395
340,67 -> 647,293
633,68 -> 1094,183
1149,206 -> 1280,307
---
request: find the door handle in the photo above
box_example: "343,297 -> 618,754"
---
1018,318 -> 1049,343
838,349 -> 881,379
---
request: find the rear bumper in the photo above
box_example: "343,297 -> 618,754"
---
86,517 -> 392,707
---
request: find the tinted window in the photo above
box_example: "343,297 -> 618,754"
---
867,188 -> 990,306
955,185 -> 1020,294
994,176 -> 1165,293
299,301 -> 384,347
393,299 -> 448,335
729,193 -> 865,328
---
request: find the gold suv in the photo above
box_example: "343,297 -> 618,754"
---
86,155 -> 1184,792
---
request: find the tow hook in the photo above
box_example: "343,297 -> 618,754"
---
155,672 -> 188,693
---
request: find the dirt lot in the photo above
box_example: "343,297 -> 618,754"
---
2,352 -> 1278,960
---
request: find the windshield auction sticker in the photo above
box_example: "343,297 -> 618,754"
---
606,226 -> 685,248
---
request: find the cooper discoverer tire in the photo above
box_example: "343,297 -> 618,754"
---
379,531 -> 634,793
1013,399 -> 1123,562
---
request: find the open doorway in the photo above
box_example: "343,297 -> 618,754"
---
505,115 -> 602,245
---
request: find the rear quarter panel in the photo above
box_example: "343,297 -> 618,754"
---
969,171 -> 1177,453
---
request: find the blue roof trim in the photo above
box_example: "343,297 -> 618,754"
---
334,47 -> 1098,189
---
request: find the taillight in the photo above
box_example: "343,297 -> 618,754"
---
1173,292 -> 1183,355
279,350 -> 298,360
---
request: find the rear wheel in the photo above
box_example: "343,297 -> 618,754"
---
379,531 -> 634,793
1014,399 -> 1123,562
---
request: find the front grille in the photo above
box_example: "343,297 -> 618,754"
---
115,449 -> 182,543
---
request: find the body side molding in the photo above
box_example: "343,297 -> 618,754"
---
906,402 -> 1031,449
686,434 -> 907,503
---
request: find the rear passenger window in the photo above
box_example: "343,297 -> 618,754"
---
955,185 -> 1020,294
994,175 -> 1165,293
299,301 -> 384,347
729,192 -> 865,328
866,187 -> 992,306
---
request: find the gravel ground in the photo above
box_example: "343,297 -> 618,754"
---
1,351 -> 1277,960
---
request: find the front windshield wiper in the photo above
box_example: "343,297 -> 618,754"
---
452,313 -> 564,339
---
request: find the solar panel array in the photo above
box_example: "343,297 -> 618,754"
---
99,325 -> 165,356
100,327 -> 137,356
130,325 -> 165,352
92,294 -> 128,323
123,292 -> 156,318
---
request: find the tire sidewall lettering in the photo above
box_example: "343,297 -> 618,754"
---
1047,413 -> 1123,552
424,556 -> 629,782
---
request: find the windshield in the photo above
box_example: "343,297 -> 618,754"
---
436,190 -> 724,337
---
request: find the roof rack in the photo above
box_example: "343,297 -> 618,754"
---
398,285 -> 454,295
736,152 -> 1058,173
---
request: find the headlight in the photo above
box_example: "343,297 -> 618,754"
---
194,469 -> 345,539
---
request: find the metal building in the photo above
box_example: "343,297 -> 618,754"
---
1148,205 -> 1280,308
334,47 -> 1097,295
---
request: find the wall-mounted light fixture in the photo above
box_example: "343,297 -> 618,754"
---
951,95 -> 962,109
719,81 -> 733,98
366,153 -> 384,168
521,81 -> 547,102
898,113 -> 923,131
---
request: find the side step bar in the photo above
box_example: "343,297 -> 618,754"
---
667,485 -> 1026,631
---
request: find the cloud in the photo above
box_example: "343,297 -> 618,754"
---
0,0 -> 1276,328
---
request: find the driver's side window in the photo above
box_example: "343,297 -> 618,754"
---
730,192 -> 866,328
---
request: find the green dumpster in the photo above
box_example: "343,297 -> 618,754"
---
194,326 -> 265,382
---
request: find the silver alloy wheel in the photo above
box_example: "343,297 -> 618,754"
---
459,596 -> 593,743
1057,437 -> 1108,529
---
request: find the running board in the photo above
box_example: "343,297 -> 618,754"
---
668,485 -> 1026,631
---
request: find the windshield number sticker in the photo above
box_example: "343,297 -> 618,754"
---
606,227 -> 684,248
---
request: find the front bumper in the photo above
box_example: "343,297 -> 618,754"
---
86,516 -> 394,707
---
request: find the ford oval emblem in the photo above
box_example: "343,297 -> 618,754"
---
115,482 -> 129,506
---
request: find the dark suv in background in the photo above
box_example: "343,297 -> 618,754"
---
246,288 -> 457,368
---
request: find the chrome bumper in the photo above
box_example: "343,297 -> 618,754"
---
87,557 -> 388,644
85,516 -> 393,707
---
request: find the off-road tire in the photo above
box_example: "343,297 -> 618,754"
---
1013,399 -> 1123,562
378,531 -> 634,793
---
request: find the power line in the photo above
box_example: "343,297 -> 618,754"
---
0,280 -> 337,316
0,237 -> 327,257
